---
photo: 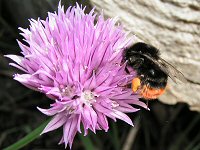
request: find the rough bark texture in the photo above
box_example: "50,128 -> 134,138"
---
90,0 -> 200,111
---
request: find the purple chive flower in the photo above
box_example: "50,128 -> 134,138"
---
6,3 -> 147,148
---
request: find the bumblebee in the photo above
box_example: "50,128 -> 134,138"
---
124,42 -> 186,100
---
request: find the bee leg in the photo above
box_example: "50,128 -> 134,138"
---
117,84 -> 131,88
125,67 -> 130,74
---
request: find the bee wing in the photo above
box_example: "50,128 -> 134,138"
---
143,54 -> 187,83
158,58 -> 187,83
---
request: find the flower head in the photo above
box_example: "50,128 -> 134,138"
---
6,3 -> 147,148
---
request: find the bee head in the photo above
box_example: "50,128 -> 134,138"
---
126,42 -> 160,59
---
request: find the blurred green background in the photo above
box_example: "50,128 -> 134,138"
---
0,0 -> 200,150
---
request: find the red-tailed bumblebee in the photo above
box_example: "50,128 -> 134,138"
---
124,42 -> 186,100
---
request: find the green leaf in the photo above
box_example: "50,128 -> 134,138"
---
110,122 -> 120,150
3,119 -> 50,150
79,133 -> 96,150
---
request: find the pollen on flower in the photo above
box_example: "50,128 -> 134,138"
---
84,66 -> 88,70
68,107 -> 76,114
60,86 -> 74,98
81,90 -> 96,106
111,101 -> 120,108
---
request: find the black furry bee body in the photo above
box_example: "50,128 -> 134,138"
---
124,42 -> 185,100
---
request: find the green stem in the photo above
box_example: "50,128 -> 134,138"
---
3,119 -> 50,150
110,122 -> 120,150
79,133 -> 95,150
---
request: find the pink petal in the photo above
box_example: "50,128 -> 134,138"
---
14,74 -> 39,91
115,102 -> 140,113
94,86 -> 115,97
63,115 -> 79,148
37,104 -> 65,116
41,114 -> 67,134
96,112 -> 109,131
111,91 -> 133,99
82,106 -> 97,133
83,72 -> 96,90
9,63 -> 28,73
110,109 -> 133,126
93,102 -> 116,121
5,55 -> 24,65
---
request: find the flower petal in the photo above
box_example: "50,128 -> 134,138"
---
41,114 -> 67,134
5,55 -> 24,65
63,115 -> 79,148
82,106 -> 97,133
37,104 -> 65,116
110,109 -> 133,126
96,112 -> 109,131
115,102 -> 140,113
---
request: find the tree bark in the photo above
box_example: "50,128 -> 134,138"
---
90,0 -> 200,111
